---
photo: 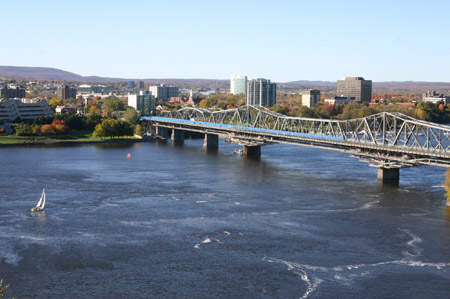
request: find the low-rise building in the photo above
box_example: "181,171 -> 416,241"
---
423,91 -> 450,105
324,96 -> 355,106
302,89 -> 321,107
55,106 -> 77,115
0,98 -> 52,122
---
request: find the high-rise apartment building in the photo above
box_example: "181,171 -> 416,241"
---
336,77 -> 372,102
128,81 -> 136,89
302,89 -> 321,107
0,85 -> 26,99
128,91 -> 156,114
230,75 -> 247,95
149,84 -> 179,101
139,81 -> 145,89
57,85 -> 77,100
246,78 -> 277,107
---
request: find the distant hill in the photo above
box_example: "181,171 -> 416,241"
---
1,65 -> 449,92
373,81 -> 450,93
284,80 -> 336,87
0,66 -> 86,81
284,80 -> 450,93
0,66 -> 228,88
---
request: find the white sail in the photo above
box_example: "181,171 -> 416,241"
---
36,189 -> 45,208
40,190 -> 46,209
31,188 -> 45,212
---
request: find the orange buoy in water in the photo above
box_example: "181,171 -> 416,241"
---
127,153 -> 131,159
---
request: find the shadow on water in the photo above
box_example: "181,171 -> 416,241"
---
154,139 -> 169,146
446,204 -> 450,223
93,143 -> 135,150
377,180 -> 400,189
204,148 -> 219,156
242,155 -> 261,162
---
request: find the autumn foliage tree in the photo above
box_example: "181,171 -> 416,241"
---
0,279 -> 9,298
135,124 -> 143,136
40,124 -> 55,135
51,120 -> 69,134
443,168 -> 450,204
89,105 -> 101,114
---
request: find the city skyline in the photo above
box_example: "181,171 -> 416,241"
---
1,0 -> 449,82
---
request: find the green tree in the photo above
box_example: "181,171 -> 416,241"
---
15,123 -> 33,136
415,108 -> 428,121
85,113 -> 102,129
48,98 -> 62,109
93,123 -> 106,139
270,105 -> 290,115
104,98 -> 125,112
93,119 -> 134,139
124,107 -> 138,126
116,120 -> 134,137
135,124 -> 143,136
66,114 -> 85,130
32,124 -> 41,135
33,116 -> 53,125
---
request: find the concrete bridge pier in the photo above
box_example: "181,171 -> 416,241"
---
156,126 -> 169,139
243,145 -> 261,157
171,129 -> 185,143
377,167 -> 400,183
203,133 -> 218,149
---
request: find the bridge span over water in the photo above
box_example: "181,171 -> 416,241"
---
141,105 -> 450,182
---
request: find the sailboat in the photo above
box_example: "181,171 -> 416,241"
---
31,188 -> 46,212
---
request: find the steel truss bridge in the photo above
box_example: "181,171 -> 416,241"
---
142,105 -> 450,181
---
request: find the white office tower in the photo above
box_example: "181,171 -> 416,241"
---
230,75 -> 247,95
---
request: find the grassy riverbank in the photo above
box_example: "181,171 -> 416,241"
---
0,129 -> 141,146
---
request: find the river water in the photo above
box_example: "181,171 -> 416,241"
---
0,140 -> 449,298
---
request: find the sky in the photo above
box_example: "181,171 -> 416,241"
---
1,0 -> 450,82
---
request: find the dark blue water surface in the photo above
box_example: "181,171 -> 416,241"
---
1,140 -> 449,298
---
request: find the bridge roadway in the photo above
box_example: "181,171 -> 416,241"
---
142,113 -> 450,183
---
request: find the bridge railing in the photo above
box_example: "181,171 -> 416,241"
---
159,105 -> 450,155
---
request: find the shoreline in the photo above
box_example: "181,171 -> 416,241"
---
0,138 -> 155,147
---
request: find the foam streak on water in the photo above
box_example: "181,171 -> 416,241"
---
265,229 -> 450,298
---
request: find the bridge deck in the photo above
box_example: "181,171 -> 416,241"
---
144,117 -> 450,164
